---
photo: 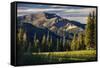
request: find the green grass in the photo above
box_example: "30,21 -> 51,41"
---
17,50 -> 96,65
32,50 -> 96,62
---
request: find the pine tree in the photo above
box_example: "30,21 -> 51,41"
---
56,38 -> 59,51
59,38 -> 63,51
85,12 -> 96,50
46,31 -> 50,51
33,33 -> 38,52
36,39 -> 39,52
65,40 -> 70,51
22,32 -> 27,46
48,36 -> 52,51
63,30 -> 66,51
85,13 -> 92,49
22,32 -> 28,52
78,33 -> 85,50
17,28 -> 26,53
41,35 -> 46,51
17,27 -> 24,43
71,34 -> 77,50
47,31 -> 49,44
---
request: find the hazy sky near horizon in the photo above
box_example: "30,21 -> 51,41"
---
17,3 -> 96,24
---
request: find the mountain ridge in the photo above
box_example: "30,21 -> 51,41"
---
17,12 -> 86,38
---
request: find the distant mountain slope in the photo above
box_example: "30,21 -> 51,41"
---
44,12 -> 86,29
18,12 -> 86,29
17,12 -> 86,39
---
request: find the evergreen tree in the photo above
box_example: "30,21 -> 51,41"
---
46,31 -> 50,51
56,38 -> 59,51
17,27 -> 24,43
85,12 -> 96,50
85,13 -> 92,49
33,33 -> 38,52
71,33 -> 77,50
41,35 -> 46,51
59,38 -> 63,51
17,28 -> 26,53
22,32 -> 28,52
78,33 -> 85,50
47,31 -> 49,44
48,36 -> 52,51
36,39 -> 40,52
65,40 -> 70,51
63,30 -> 66,51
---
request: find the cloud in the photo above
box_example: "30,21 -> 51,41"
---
17,8 -> 66,16
17,3 -> 97,24
64,8 -> 96,13
17,4 -> 96,16
61,8 -> 96,17
49,5 -> 69,8
18,8 -> 65,12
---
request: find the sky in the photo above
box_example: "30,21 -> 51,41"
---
17,3 -> 96,24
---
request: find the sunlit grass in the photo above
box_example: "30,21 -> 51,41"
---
18,50 -> 96,65
31,50 -> 96,62
32,50 -> 96,57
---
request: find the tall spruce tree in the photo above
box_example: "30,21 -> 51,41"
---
85,11 -> 96,49
85,13 -> 92,49
78,33 -> 85,50
71,33 -> 77,50
59,38 -> 63,51
48,36 -> 52,51
41,35 -> 46,51
56,38 -> 59,51
46,31 -> 50,51
65,40 -> 70,51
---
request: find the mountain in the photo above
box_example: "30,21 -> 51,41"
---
17,12 -> 86,38
44,12 -> 85,28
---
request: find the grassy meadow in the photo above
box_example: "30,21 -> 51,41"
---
17,50 -> 96,65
